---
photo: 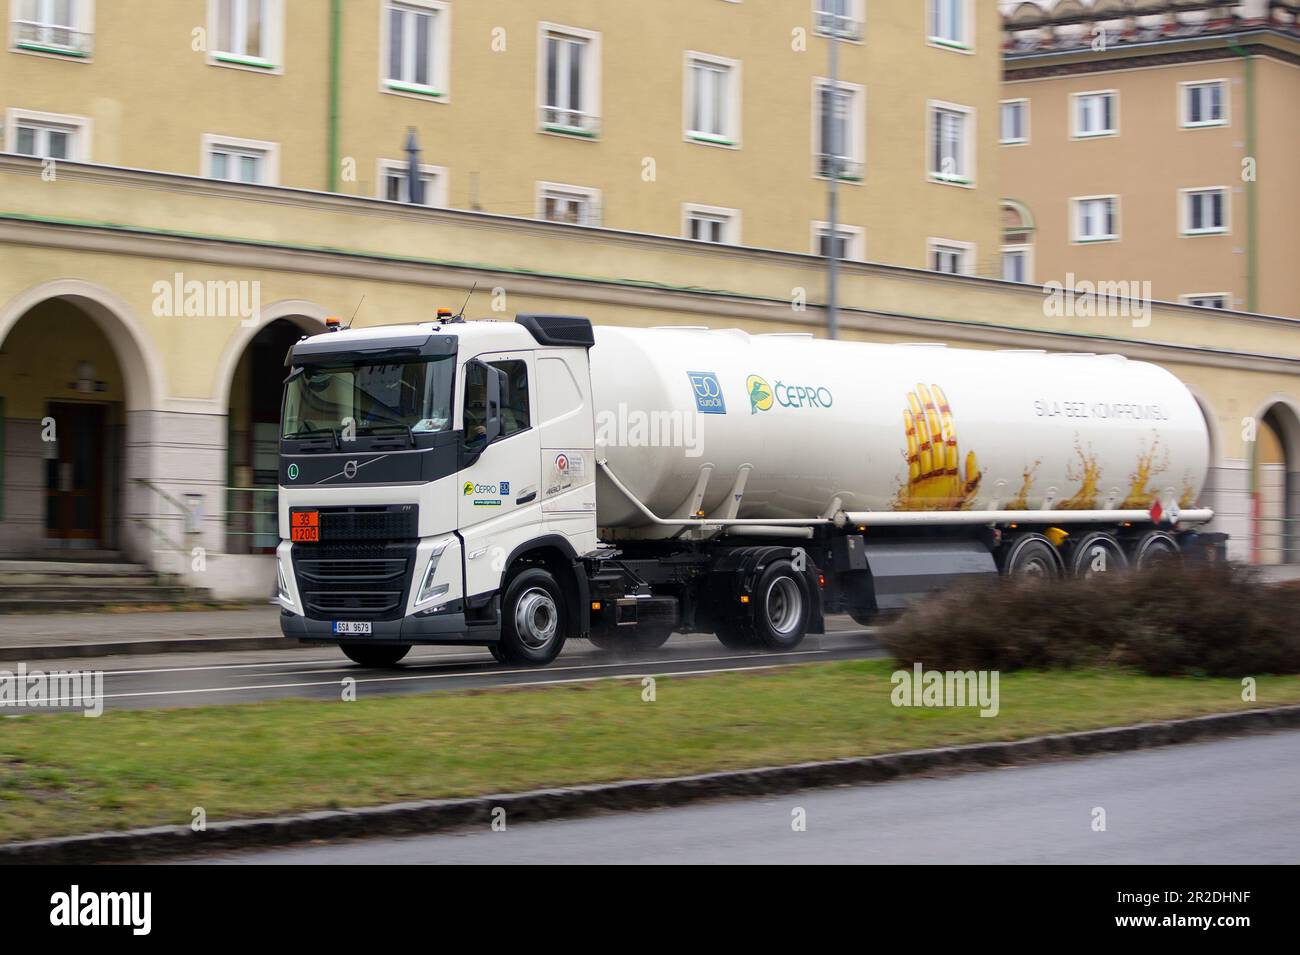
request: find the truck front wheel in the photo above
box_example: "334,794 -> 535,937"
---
498,567 -> 567,666
340,643 -> 410,667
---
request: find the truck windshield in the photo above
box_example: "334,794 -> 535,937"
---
282,356 -> 455,440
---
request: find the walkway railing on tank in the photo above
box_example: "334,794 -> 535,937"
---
225,486 -> 279,554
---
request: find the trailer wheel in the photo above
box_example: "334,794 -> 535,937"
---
1131,530 -> 1180,571
752,560 -> 812,650
1068,531 -> 1128,578
340,643 -> 410,668
497,567 -> 567,665
1000,534 -> 1063,579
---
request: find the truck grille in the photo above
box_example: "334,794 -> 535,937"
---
292,542 -> 417,621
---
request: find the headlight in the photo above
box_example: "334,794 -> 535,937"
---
414,539 -> 452,608
276,555 -> 295,609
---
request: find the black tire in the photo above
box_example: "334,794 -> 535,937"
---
1131,530 -> 1180,571
1000,534 -> 1063,579
340,643 -> 410,667
487,642 -> 507,663
714,619 -> 755,650
848,609 -> 877,627
1068,531 -> 1129,578
497,567 -> 567,665
751,560 -> 812,650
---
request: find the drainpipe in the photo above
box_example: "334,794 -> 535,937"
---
1227,37 -> 1257,313
327,0 -> 342,192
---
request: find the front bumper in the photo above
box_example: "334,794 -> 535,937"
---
280,607 -> 497,645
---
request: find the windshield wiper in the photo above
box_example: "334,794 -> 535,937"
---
356,423 -> 415,447
286,427 -> 339,449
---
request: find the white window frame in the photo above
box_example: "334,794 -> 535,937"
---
3,107 -> 91,161
811,221 -> 865,261
928,0 -> 973,53
1072,90 -> 1118,139
812,77 -> 865,182
537,22 -> 602,139
1000,244 -> 1034,284
927,238 -> 976,276
10,0 -> 94,59
927,99 -> 975,187
1180,293 -> 1230,310
1000,98 -> 1029,145
683,203 -> 741,245
1071,195 -> 1120,243
683,51 -> 741,148
376,158 -> 449,207
207,0 -> 283,73
812,0 -> 864,42
536,180 -> 602,227
201,133 -> 280,185
379,0 -> 451,101
1179,79 -> 1228,128
1180,186 -> 1230,237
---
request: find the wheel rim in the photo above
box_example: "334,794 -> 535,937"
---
515,587 -> 558,649
765,577 -> 803,635
1020,555 -> 1052,577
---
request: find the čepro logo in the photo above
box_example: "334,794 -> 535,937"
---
687,371 -> 727,414
746,375 -> 774,414
463,481 -> 474,495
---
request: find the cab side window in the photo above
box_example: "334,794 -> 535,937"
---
492,360 -> 530,437
463,359 -> 530,444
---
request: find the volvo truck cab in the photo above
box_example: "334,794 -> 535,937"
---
276,314 -> 600,667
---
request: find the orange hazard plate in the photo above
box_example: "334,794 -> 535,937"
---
291,511 -> 320,542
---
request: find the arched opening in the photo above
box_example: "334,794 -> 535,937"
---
1253,401 -> 1300,565
1000,200 -> 1035,284
225,316 -> 322,554
0,292 -> 155,556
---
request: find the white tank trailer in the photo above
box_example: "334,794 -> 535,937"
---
276,314 -> 1225,667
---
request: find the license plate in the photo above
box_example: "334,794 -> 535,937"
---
291,510 -> 320,542
333,621 -> 372,635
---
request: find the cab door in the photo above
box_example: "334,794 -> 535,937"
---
457,352 -> 542,602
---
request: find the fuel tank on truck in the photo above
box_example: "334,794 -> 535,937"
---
588,327 -> 1210,537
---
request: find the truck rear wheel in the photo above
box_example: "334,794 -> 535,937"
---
340,643 -> 410,667
1068,531 -> 1128,578
1000,534 -> 1063,579
498,567 -> 567,666
1131,530 -> 1180,570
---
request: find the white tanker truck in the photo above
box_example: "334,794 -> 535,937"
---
275,313 -> 1223,667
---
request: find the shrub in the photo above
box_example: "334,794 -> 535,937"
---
880,562 -> 1300,677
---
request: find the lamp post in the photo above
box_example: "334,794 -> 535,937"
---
404,127 -> 424,206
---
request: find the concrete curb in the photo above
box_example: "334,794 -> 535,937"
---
4,702 -> 1299,864
0,636 -> 298,662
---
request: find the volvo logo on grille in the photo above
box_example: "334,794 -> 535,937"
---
343,460 -> 359,480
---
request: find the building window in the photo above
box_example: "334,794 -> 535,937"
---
812,222 -> 865,261
1181,294 -> 1228,310
202,134 -> 279,185
928,0 -> 970,50
928,239 -> 973,275
209,0 -> 281,70
1181,188 -> 1228,236
537,181 -> 601,226
814,79 -> 864,181
377,159 -> 448,206
929,101 -> 973,185
1000,99 -> 1028,144
4,108 -> 89,160
538,23 -> 601,137
683,204 -> 740,245
685,53 -> 740,146
1073,196 -> 1119,242
1073,91 -> 1117,138
11,0 -> 93,57
1181,80 -> 1226,128
382,1 -> 449,98
1001,245 -> 1032,283
814,0 -> 863,41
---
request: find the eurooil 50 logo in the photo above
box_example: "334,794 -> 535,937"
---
746,374 -> 833,414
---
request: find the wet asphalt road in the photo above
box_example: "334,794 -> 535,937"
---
207,730 -> 1300,865
9,621 -> 883,712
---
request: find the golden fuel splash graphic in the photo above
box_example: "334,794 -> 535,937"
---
1119,433 -> 1170,509
894,383 -> 982,510
1005,460 -> 1041,511
1057,440 -> 1102,510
